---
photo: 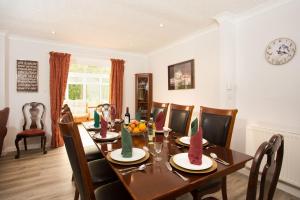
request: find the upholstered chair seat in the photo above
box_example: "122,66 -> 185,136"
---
88,159 -> 117,184
95,181 -> 132,200
17,129 -> 45,136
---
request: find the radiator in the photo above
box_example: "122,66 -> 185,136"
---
246,125 -> 300,188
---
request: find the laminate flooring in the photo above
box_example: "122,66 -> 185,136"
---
0,129 -> 298,200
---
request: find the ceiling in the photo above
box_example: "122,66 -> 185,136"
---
0,0 -> 270,53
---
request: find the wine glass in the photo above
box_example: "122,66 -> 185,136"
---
153,142 -> 163,161
163,128 -> 169,143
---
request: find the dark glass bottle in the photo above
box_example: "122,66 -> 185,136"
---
124,107 -> 130,125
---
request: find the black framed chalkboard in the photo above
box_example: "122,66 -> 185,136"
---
17,60 -> 38,92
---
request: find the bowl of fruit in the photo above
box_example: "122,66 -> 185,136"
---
126,120 -> 147,135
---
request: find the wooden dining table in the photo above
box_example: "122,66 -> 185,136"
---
82,122 -> 253,200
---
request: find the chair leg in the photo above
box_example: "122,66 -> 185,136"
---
42,135 -> 47,154
24,137 -> 27,151
15,136 -> 22,159
74,185 -> 79,200
41,137 -> 43,149
221,176 -> 228,200
191,190 -> 200,200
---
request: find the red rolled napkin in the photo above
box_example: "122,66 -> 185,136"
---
100,116 -> 108,138
188,118 -> 203,165
155,111 -> 165,131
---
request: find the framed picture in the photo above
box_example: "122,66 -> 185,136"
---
168,59 -> 194,90
17,60 -> 38,92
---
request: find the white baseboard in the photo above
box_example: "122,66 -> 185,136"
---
237,168 -> 300,198
2,143 -> 51,156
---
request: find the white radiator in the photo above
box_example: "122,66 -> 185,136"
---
246,125 -> 300,188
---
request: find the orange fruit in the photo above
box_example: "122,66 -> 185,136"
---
130,123 -> 136,129
133,127 -> 140,134
138,123 -> 146,132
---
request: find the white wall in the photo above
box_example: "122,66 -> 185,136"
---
234,0 -> 300,152
148,25 -> 221,132
0,33 -> 6,108
3,36 -> 148,153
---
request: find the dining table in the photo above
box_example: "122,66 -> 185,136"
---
82,121 -> 253,200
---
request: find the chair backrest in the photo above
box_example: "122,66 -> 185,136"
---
200,106 -> 238,148
246,134 -> 284,200
61,104 -> 74,121
0,107 -> 9,127
96,103 -> 113,120
22,102 -> 45,131
168,104 -> 194,136
151,101 -> 169,121
59,112 -> 96,200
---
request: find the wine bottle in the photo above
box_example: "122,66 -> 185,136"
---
124,107 -> 130,125
147,113 -> 155,142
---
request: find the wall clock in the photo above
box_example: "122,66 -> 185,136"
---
265,38 -> 296,65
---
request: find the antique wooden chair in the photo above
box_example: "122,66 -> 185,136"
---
61,104 -> 103,161
95,103 -> 113,120
168,103 -> 194,136
59,112 -> 132,200
151,101 -> 169,122
191,106 -> 238,200
203,134 -> 284,200
0,107 -> 9,157
15,102 -> 47,159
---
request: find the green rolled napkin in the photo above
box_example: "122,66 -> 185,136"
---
191,117 -> 198,134
94,110 -> 100,128
135,111 -> 141,121
121,127 -> 133,158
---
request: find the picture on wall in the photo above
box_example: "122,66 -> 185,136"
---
17,60 -> 38,92
168,59 -> 194,90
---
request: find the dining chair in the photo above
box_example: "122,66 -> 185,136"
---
61,104 -> 103,161
0,107 -> 9,157
59,112 -> 132,200
61,110 -> 117,199
168,103 -> 194,136
202,134 -> 284,200
96,103 -> 112,119
191,106 -> 238,200
15,102 -> 47,159
151,101 -> 169,121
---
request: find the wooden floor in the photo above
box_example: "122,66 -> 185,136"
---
0,149 -> 298,200
0,137 -> 298,200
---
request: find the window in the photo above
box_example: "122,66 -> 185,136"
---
64,63 -> 110,118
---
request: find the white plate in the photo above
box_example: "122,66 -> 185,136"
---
179,136 -> 207,145
173,153 -> 213,171
94,131 -> 119,140
110,148 -> 146,162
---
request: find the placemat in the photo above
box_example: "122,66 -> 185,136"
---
169,156 -> 217,174
93,133 -> 120,142
107,151 -> 150,165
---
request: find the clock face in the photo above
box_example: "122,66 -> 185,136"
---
265,38 -> 296,65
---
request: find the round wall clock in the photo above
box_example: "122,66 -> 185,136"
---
265,38 -> 296,65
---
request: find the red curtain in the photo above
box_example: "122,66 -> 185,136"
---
49,52 -> 71,148
110,59 -> 125,119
